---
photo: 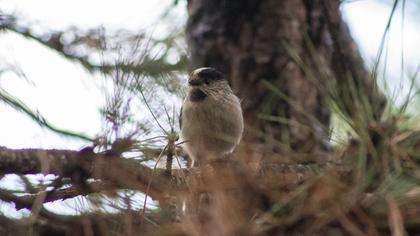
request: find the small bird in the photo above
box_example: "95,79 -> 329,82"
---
180,67 -> 244,166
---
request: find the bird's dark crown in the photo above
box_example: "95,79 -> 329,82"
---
189,67 -> 226,86
195,67 -> 225,81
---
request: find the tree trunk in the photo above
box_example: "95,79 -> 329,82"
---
186,0 -> 384,155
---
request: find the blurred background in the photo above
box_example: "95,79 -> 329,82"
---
0,0 -> 418,150
0,0 -> 419,235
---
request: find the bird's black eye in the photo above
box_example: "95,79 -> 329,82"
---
204,78 -> 210,85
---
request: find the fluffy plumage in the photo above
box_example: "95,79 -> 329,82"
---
180,67 -> 244,165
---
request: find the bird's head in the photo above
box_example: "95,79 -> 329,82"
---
187,67 -> 231,102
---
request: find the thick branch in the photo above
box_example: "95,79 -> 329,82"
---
0,146 -> 332,206
0,181 -> 112,210
0,147 -> 185,202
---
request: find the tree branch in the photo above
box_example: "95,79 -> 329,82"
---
0,181 -> 113,210
0,147 -> 186,202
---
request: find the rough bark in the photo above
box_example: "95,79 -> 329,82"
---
186,0 -> 384,155
0,146 -> 184,203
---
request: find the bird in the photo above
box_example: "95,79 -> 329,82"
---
179,67 -> 244,166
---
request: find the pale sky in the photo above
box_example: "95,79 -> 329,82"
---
342,1 -> 420,103
0,0 -> 419,216
0,0 -> 186,149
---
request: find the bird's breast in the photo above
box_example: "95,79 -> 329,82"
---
181,96 -> 243,144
